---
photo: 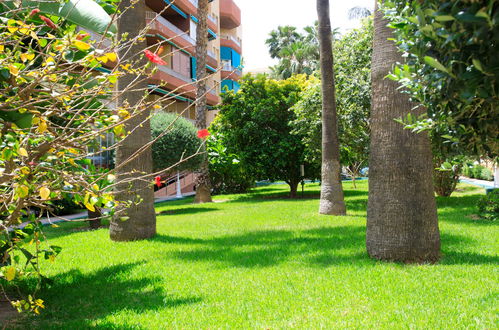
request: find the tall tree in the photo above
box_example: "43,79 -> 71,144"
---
366,2 -> 440,262
194,0 -> 213,203
317,0 -> 346,215
110,0 -> 156,240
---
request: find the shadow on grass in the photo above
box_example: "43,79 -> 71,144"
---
155,225 -> 497,268
158,226 -> 369,268
437,194 -> 498,226
24,262 -> 201,327
157,207 -> 219,216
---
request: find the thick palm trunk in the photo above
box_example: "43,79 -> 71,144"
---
317,0 -> 346,215
194,0 -> 212,203
110,0 -> 156,241
366,2 -> 440,263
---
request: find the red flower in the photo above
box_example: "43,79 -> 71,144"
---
29,9 -> 40,17
144,49 -> 167,65
155,176 -> 162,188
39,15 -> 57,29
76,32 -> 90,40
197,129 -> 210,139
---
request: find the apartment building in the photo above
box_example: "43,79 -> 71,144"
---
144,0 -> 242,125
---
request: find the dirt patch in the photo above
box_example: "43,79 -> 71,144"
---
466,214 -> 482,221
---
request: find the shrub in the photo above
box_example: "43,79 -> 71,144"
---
151,112 -> 202,173
472,165 -> 485,179
477,190 -> 499,221
207,134 -> 254,194
480,168 -> 494,181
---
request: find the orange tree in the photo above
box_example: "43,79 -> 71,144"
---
0,1 -> 191,313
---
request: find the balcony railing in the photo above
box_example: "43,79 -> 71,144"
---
146,11 -> 195,45
208,13 -> 218,25
222,62 -> 241,76
157,65 -> 192,84
220,34 -> 241,47
207,49 -> 217,60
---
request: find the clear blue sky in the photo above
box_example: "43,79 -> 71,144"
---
237,0 -> 374,71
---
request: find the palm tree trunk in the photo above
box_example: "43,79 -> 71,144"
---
194,0 -> 212,203
110,0 -> 156,241
366,2 -> 440,263
317,0 -> 346,215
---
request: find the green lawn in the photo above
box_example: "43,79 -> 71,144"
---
10,181 -> 499,328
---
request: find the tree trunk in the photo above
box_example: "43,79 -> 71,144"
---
110,0 -> 156,241
288,180 -> 299,198
366,2 -> 440,263
88,208 -> 102,230
317,0 -> 346,216
194,0 -> 212,204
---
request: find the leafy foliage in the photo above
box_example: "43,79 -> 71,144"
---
266,24 -> 321,79
150,112 -> 202,173
292,19 -> 372,181
216,75 -> 315,196
206,131 -> 254,194
384,0 -> 499,158
477,189 -> 498,220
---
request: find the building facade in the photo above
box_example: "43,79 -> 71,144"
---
144,0 -> 242,125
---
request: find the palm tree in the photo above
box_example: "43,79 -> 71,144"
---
110,0 -> 156,240
266,26 -> 302,59
194,0 -> 212,203
366,1 -> 440,262
317,0 -> 346,215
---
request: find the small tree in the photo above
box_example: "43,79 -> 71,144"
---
151,112 -> 202,173
216,75 -> 314,197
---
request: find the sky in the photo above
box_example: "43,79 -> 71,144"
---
236,0 -> 374,72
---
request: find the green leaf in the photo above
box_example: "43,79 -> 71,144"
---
424,56 -> 450,74
472,59 -> 485,73
5,0 -> 117,35
434,15 -> 455,22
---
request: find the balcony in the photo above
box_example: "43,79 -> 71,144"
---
220,34 -> 242,54
221,61 -> 242,81
150,65 -> 220,106
145,11 -> 196,55
220,0 -> 241,29
207,49 -> 218,68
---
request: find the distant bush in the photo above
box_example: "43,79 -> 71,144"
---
477,190 -> 499,221
480,168 -> 494,181
463,164 -> 494,181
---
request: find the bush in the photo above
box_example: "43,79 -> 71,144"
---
477,190 -> 499,221
207,134 -> 255,194
151,112 -> 202,173
480,168 -> 494,181
472,165 -> 485,179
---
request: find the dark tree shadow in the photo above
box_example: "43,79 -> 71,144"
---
437,194 -> 498,226
154,226 -> 370,268
156,207 -> 219,216
21,262 -> 201,328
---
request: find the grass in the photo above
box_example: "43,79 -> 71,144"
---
8,181 -> 499,329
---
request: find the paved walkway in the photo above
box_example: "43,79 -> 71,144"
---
12,192 -> 196,231
459,177 -> 495,189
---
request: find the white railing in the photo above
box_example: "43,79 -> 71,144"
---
221,61 -> 241,76
221,34 -> 241,47
208,13 -> 218,25
157,65 -> 192,84
146,11 -> 195,45
207,49 -> 217,60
